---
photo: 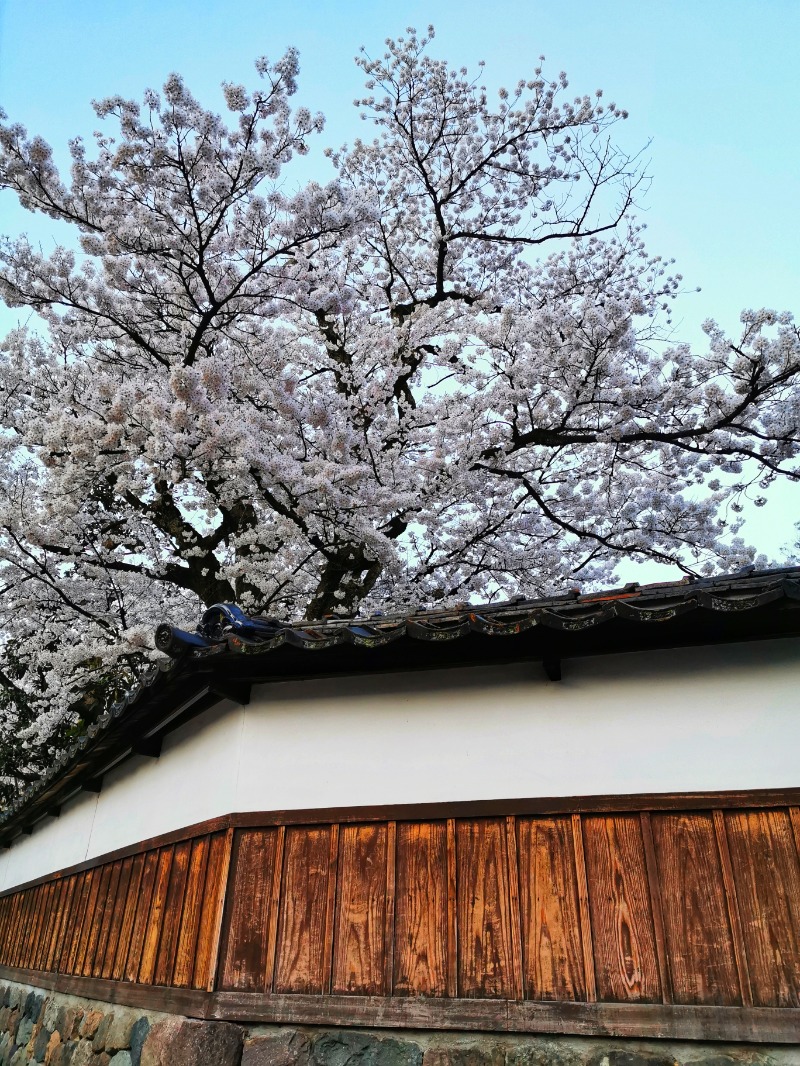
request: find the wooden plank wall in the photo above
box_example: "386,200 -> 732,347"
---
1,807 -> 800,1015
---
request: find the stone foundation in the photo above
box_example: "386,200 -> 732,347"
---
0,981 -> 796,1066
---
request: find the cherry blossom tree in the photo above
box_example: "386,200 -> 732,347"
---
0,27 -> 798,783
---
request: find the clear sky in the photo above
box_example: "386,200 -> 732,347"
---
0,0 -> 798,569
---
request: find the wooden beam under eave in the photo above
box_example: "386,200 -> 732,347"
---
210,681 -> 251,706
543,657 -> 562,682
132,736 -> 162,759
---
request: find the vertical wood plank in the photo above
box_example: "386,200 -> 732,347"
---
73,870 -> 102,976
651,812 -> 740,1006
218,828 -> 276,992
154,840 -> 192,986
583,814 -> 661,1003
112,853 -> 145,981
789,806 -> 800,861
456,818 -> 514,999
517,816 -> 585,1002
60,874 -> 87,974
92,861 -> 123,978
571,814 -> 597,1003
39,883 -> 58,969
53,877 -> 78,974
32,881 -> 55,972
321,823 -> 339,995
173,836 -> 211,988
332,823 -> 388,996
505,817 -> 524,1001
137,847 -> 174,985
446,817 -> 457,998
24,885 -> 45,969
124,850 -> 160,983
640,812 -> 672,1004
10,889 -> 26,968
383,821 -> 397,998
192,831 -> 231,990
726,808 -> 800,1007
275,826 -> 333,994
393,821 -> 448,997
205,826 -> 234,992
83,864 -> 113,977
263,825 -> 286,993
713,810 -> 753,1007
101,857 -> 133,979
46,880 -> 70,972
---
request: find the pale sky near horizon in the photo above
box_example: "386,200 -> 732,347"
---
0,0 -> 797,577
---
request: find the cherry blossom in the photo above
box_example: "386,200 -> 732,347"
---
0,29 -> 797,781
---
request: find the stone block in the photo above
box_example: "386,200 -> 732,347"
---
23,992 -> 44,1022
314,1033 -> 422,1066
587,1053 -> 678,1066
89,1054 -> 110,1066
68,1041 -> 97,1066
140,1018 -> 243,1066
424,1048 -> 503,1066
15,1018 -> 33,1049
103,1013 -> 137,1054
507,1044 -> 582,1066
43,1000 -> 60,1034
79,1015 -> 105,1041
92,1018 -> 113,1055
55,1010 -> 82,1043
10,1048 -> 27,1066
108,1054 -> 132,1066
33,1024 -> 54,1062
127,1019 -> 149,1066
44,1031 -> 62,1066
243,1030 -> 311,1066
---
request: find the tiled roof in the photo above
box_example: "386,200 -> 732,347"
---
156,565 -> 800,656
2,564 -> 800,846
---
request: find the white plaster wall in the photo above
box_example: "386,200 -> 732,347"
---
2,636 -> 798,891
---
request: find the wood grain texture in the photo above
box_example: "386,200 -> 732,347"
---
393,821 -> 448,997
456,819 -> 514,999
275,826 -> 332,994
92,861 -> 122,979
193,831 -> 231,990
725,808 -> 800,1007
263,825 -> 285,993
651,812 -> 740,1006
4,796 -> 800,1036
219,829 -> 278,992
713,810 -> 753,1007
173,836 -> 211,988
383,821 -> 396,998
571,815 -> 596,1003
321,823 -> 339,995
155,840 -> 192,986
124,850 -> 160,983
74,869 -> 101,976
332,823 -> 388,995
583,814 -> 661,1003
100,857 -> 132,980
446,818 -> 457,998
517,816 -> 585,1002
112,854 -> 145,981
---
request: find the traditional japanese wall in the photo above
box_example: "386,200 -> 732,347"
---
1,801 -> 800,1044
1,636 -> 798,892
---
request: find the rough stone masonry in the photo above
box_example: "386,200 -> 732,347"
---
0,980 -> 797,1066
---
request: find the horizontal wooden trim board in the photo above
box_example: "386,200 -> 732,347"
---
6,786 -> 800,892
2,792 -> 800,1044
0,965 -> 798,1043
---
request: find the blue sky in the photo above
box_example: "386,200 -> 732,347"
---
0,0 -> 798,565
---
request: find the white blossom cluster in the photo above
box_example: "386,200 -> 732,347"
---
0,29 -> 797,747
